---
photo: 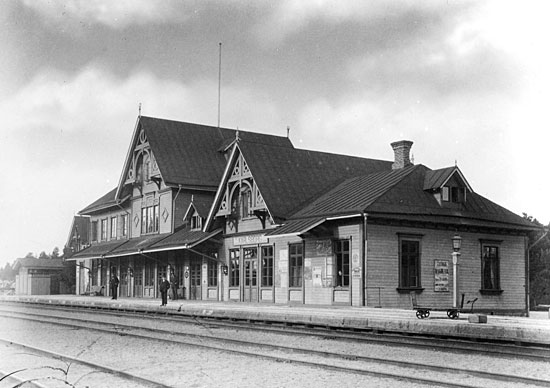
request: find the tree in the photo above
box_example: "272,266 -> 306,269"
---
38,251 -> 50,260
51,247 -> 60,258
524,213 -> 550,308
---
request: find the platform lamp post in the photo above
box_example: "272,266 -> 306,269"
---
452,234 -> 462,308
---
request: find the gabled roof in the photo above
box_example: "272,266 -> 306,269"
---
79,185 -> 132,215
276,164 -> 534,232
65,215 -> 90,246
117,116 -> 293,195
183,192 -> 215,220
424,166 -> 473,192
236,141 -> 392,220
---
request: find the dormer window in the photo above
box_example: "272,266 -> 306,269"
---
442,186 -> 466,203
191,213 -> 202,230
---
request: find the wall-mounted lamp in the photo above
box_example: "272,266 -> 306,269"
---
222,265 -> 229,275
452,234 -> 462,252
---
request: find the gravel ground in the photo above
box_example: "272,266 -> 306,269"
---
0,305 -> 549,388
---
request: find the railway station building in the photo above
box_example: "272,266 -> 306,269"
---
67,115 -> 536,315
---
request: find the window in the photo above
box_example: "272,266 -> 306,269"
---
121,214 -> 128,237
442,187 -> 449,201
91,221 -> 98,242
442,186 -> 466,203
399,237 -> 421,288
110,217 -> 117,239
208,254 -> 218,287
100,219 -> 108,241
144,263 -> 154,287
141,204 -> 159,234
289,243 -> 303,288
481,244 -> 500,291
261,246 -> 274,287
229,249 -> 240,287
241,186 -> 252,217
334,240 -> 350,287
191,213 -> 202,230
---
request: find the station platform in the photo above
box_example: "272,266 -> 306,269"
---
1,295 -> 549,346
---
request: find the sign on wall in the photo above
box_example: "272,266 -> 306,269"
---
233,234 -> 268,246
434,260 -> 450,292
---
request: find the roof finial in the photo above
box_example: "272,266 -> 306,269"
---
287,125 -> 290,139
455,159 -> 457,167
191,194 -> 194,203
236,128 -> 240,141
138,102 -> 142,117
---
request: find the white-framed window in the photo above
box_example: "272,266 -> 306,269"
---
141,204 -> 159,234
100,219 -> 108,241
110,217 -> 117,239
121,214 -> 128,237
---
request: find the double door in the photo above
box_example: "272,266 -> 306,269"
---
243,247 -> 258,302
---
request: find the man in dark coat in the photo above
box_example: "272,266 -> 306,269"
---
110,274 -> 119,300
159,276 -> 170,306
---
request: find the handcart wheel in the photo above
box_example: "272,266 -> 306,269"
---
416,310 -> 423,319
424,310 -> 430,318
447,309 -> 459,319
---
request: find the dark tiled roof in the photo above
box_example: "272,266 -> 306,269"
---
293,165 -> 416,218
238,141 -> 392,220
140,116 -> 293,188
14,258 -> 65,270
265,217 -> 325,237
284,164 -> 533,231
189,193 -> 215,218
423,166 -> 456,190
106,234 -> 170,257
148,227 -> 222,250
79,185 -> 132,215
69,240 -> 127,260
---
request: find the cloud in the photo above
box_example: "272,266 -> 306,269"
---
254,0 -> 473,44
22,0 -> 189,30
0,65 -> 281,263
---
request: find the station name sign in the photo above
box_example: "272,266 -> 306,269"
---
233,234 -> 268,246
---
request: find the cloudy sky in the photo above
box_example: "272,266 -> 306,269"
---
0,0 -> 548,267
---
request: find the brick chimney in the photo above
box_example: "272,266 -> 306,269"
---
391,140 -> 413,170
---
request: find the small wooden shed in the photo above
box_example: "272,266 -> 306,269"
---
14,258 -> 65,295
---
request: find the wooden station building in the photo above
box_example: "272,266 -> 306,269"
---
67,116 -> 536,314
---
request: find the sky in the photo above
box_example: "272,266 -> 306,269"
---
0,0 -> 549,268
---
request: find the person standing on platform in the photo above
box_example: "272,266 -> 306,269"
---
110,273 -> 119,300
159,275 -> 170,306
170,271 -> 178,301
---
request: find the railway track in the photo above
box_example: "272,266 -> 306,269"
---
2,302 -> 549,362
1,304 -> 549,388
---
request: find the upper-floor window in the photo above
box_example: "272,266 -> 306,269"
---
121,214 -> 128,237
191,213 -> 202,230
442,186 -> 466,203
91,221 -> 98,242
289,243 -> 303,288
141,204 -> 159,234
481,243 -> 500,291
100,219 -> 108,241
110,217 -> 117,239
399,235 -> 422,289
334,239 -> 350,287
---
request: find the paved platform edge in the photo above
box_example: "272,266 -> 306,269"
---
2,296 -> 549,346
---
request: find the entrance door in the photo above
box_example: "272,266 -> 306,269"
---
189,261 -> 201,300
134,266 -> 143,297
120,259 -> 129,297
243,247 -> 258,302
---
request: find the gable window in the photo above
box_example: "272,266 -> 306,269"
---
334,240 -> 350,287
191,212 -> 202,230
442,186 -> 466,203
398,235 -> 422,290
141,204 -> 159,234
110,217 -> 117,239
229,249 -> 240,287
481,242 -> 501,292
91,221 -> 98,242
121,214 -> 128,237
289,243 -> 303,288
100,219 -> 108,241
241,186 -> 252,218
261,246 -> 274,287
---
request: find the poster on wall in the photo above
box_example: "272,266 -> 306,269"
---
434,260 -> 450,292
312,266 -> 322,286
279,249 -> 288,288
315,240 -> 332,256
